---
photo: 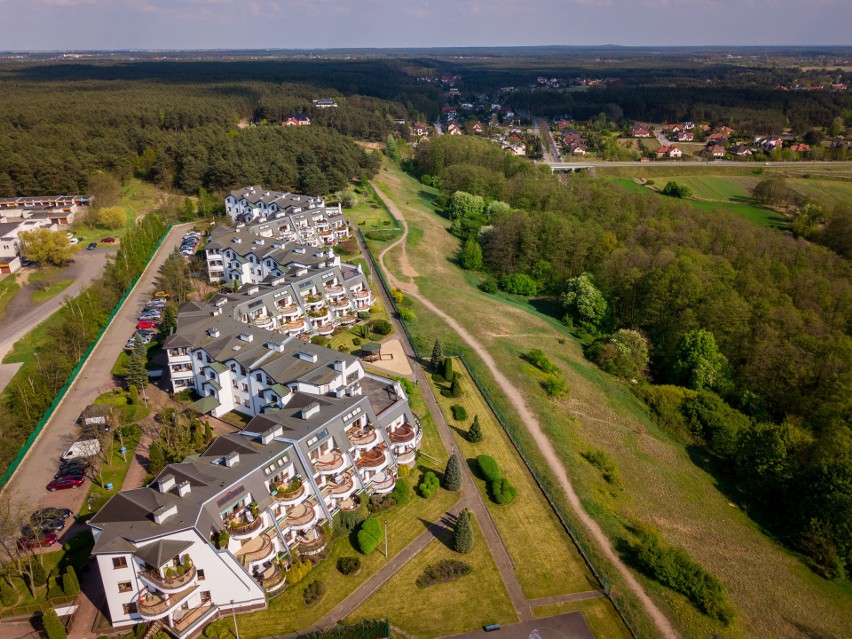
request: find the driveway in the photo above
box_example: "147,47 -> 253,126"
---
0,224 -> 194,515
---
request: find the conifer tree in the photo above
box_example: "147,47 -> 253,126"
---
431,340 -> 444,371
450,376 -> 463,398
443,356 -> 454,381
453,508 -> 474,554
125,334 -> 148,391
444,453 -> 462,491
148,441 -> 166,475
468,415 -> 483,443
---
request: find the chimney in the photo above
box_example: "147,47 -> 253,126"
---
208,327 -> 220,337
177,481 -> 191,497
300,402 -> 320,420
153,504 -> 178,524
157,475 -> 176,493
224,451 -> 240,467
297,351 -> 317,363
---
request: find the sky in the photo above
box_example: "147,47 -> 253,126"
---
0,0 -> 850,51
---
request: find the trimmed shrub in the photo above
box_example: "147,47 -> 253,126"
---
467,415 -> 483,443
443,357 -> 454,380
451,405 -> 468,421
453,509 -> 474,554
389,478 -> 410,506
30,560 -> 47,587
398,307 -> 415,322
370,319 -> 392,336
522,349 -> 559,373
352,337 -> 362,346
397,464 -> 410,477
46,576 -> 64,601
310,335 -> 329,346
415,560 -> 472,588
476,455 -> 501,482
336,556 -> 362,576
444,454 -> 462,491
336,500 -> 368,537
303,580 -> 326,606
62,566 -> 80,596
490,477 -> 517,505
41,608 -> 66,639
287,559 -> 312,585
417,471 -> 440,498
203,621 -> 229,639
356,517 -> 384,555
450,376 -> 463,398
431,372 -> 447,384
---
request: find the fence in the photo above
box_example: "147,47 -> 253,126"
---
0,595 -> 78,620
357,233 -> 643,638
293,619 -> 390,639
0,223 -> 173,488
365,181 -> 401,229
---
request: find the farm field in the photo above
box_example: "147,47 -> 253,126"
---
371,161 -> 852,639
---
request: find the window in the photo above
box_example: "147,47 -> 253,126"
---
200,590 -> 211,603
197,353 -> 203,361
122,603 -> 137,615
256,373 -> 263,382
242,383 -> 248,391
197,569 -> 205,581
112,557 -> 128,570
118,581 -> 132,593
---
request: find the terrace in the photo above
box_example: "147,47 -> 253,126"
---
370,471 -> 395,495
139,564 -> 197,593
273,479 -> 306,504
389,423 -> 416,445
137,584 -> 199,620
348,426 -> 380,449
313,450 -> 344,474
172,603 -> 216,635
284,502 -> 319,531
295,527 -> 327,556
235,533 -> 275,566
356,446 -> 388,469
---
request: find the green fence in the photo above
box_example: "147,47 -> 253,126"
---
358,232 -> 642,638
0,224 -> 173,488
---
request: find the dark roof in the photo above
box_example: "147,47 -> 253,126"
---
134,539 -> 193,568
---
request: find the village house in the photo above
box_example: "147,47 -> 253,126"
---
731,144 -> 753,157
470,121 -> 484,134
656,145 -> 683,159
789,143 -> 811,153
411,122 -> 429,137
754,135 -> 783,153
283,114 -> 311,127
706,144 -> 726,158
676,130 -> 695,142
631,126 -> 651,138
446,122 -> 463,136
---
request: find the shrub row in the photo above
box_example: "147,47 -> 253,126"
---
418,471 -> 440,498
476,455 -> 516,504
415,560 -> 472,588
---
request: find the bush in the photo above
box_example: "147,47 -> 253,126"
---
370,319 -> 392,335
352,337 -> 362,346
62,566 -> 80,596
451,405 -> 468,421
418,471 -> 440,498
336,556 -> 362,576
522,348 -> 559,373
450,377 -> 463,398
0,580 -> 17,607
30,560 -> 47,587
499,273 -> 538,296
303,580 -> 326,606
431,372 -> 447,384
541,375 -> 569,398
46,576 -> 64,601
467,415 -> 483,443
335,501 -> 367,537
287,559 -> 312,585
356,517 -> 384,555
490,477 -> 517,504
397,464 -> 410,477
476,455 -> 501,482
389,478 -> 410,506
415,560 -> 472,588
398,307 -> 415,322
661,181 -> 692,198
478,279 -> 498,294
581,449 -> 620,485
443,357 -> 454,380
630,527 -> 735,624
41,608 -> 66,639
311,335 -> 329,346
204,621 -> 229,639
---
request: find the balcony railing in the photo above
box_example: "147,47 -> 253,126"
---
370,472 -> 396,495
274,481 -> 306,504
228,514 -> 263,538
295,529 -> 327,556
137,585 -> 198,620
356,447 -> 388,469
261,565 -> 286,592
314,450 -> 344,474
140,565 -> 196,592
285,502 -> 318,530
237,533 -> 275,566
172,603 -> 216,634
348,428 -> 379,449
326,473 -> 355,497
395,449 -> 416,465
389,423 -> 416,444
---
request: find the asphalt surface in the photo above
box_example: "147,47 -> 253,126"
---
0,247 -> 114,361
0,224 -> 193,521
544,159 -> 852,169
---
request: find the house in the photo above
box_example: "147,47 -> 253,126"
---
656,145 -> 683,159
0,255 -> 20,274
699,124 -> 711,133
706,133 -> 727,145
283,114 -> 310,127
446,123 -> 463,136
731,144 -> 753,157
223,186 -> 336,228
667,123 -> 684,134
683,121 -> 695,130
411,122 -> 429,137
441,106 -> 456,118
789,143 -> 811,153
93,311 -> 421,636
675,130 -> 694,142
571,144 -> 587,156
470,121 -> 484,134
312,99 -> 338,108
507,131 -> 523,145
754,136 -> 783,153
555,119 -> 574,130
0,218 -> 61,256
831,140 -> 852,150
714,126 -> 736,136
631,127 -> 651,138
707,144 -> 726,158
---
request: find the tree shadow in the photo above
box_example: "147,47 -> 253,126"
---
418,511 -> 457,550
449,424 -> 469,441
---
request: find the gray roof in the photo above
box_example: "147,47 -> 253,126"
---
135,539 -> 193,568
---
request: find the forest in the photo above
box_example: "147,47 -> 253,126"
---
412,135 -> 852,579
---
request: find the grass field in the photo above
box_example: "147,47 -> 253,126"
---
0,274 -> 20,323
82,427 -> 142,514
429,362 -> 598,599
32,279 -> 73,303
533,598 -> 632,639
371,161 -> 852,639
348,517 -> 517,637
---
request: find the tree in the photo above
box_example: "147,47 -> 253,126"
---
459,237 -> 483,270
148,441 -> 166,475
467,415 -> 483,443
160,303 -> 178,334
448,191 -> 485,221
125,334 -> 148,391
594,329 -> 650,380
453,508 -> 474,554
444,453 -> 462,491
356,517 -> 384,555
450,376 -> 463,398
661,181 -> 692,198
561,273 -> 608,334
431,340 -> 444,371
41,608 -> 66,639
19,229 -> 75,267
156,250 -> 192,305
672,329 -> 729,392
62,566 -> 80,596
443,356 -> 454,381
89,206 -> 126,230
385,134 -> 400,163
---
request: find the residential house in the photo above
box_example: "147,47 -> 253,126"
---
283,114 -> 311,127
411,122 -> 429,137
706,144 -> 726,158
655,145 -> 683,159
0,255 -> 20,274
571,144 -> 588,156
667,123 -> 684,134
446,123 -> 463,136
675,130 -> 695,142
470,121 -> 484,134
731,144 -> 753,157
706,133 -> 727,146
831,140 -> 852,150
631,126 -> 651,138
555,118 -> 574,130
754,136 -> 783,153
789,143 -> 811,153
224,186 -> 336,227
441,106 -> 456,119
0,218 -> 60,256
714,126 -> 736,137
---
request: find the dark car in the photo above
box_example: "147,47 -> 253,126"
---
101,237 -> 117,243
47,475 -> 85,491
22,518 -> 64,536
31,507 -> 73,523
87,242 -> 97,250
17,532 -> 58,550
56,460 -> 88,478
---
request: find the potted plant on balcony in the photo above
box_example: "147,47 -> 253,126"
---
249,502 -> 259,519
166,567 -> 177,579
182,555 -> 192,571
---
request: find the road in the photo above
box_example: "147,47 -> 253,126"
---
0,247 -> 115,361
538,118 -> 561,162
369,182 -> 679,639
544,159 -> 852,169
0,224 -> 193,520
653,127 -> 672,146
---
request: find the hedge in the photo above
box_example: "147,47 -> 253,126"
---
476,455 -> 502,482
415,560 -> 472,588
357,517 -> 384,555
491,476 -> 517,504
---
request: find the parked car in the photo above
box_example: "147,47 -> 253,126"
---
139,310 -> 162,319
47,475 -> 85,491
56,460 -> 88,478
17,532 -> 58,549
61,439 -> 100,461
137,320 -> 158,330
22,517 -> 64,535
101,237 -> 117,243
136,328 -> 157,337
87,242 -> 97,250
32,508 -> 73,523
153,291 -> 170,299
69,238 -> 80,245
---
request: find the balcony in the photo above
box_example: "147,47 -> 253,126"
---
284,502 -> 319,532
236,533 -> 275,566
325,285 -> 344,295
275,304 -> 298,316
370,471 -> 396,495
389,423 -> 416,445
353,290 -> 370,300
356,447 -> 389,470
339,497 -> 360,512
348,427 -> 379,450
330,299 -> 351,311
314,323 -> 334,336
260,564 -> 286,593
295,528 -> 327,556
324,472 -> 357,501
139,564 -> 197,594
137,585 -> 199,620
170,368 -> 194,379
281,320 -> 306,334
273,480 -> 306,505
252,315 -> 273,329
335,314 -> 357,325
172,603 -> 217,636
314,450 -> 344,475
395,449 -> 416,466
228,513 -> 264,540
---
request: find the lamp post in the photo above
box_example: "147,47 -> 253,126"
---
230,600 -> 240,639
383,519 -> 388,559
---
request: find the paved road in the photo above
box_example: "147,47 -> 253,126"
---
544,159 -> 852,169
0,248 -> 114,361
653,127 -> 672,146
0,224 -> 193,519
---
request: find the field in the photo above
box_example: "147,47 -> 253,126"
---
0,274 -> 20,323
370,161 -> 852,639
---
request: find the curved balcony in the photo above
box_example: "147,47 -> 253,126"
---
139,564 -> 197,594
370,472 -> 396,495
285,502 -> 319,532
228,514 -> 264,540
281,320 -> 307,334
275,304 -> 298,315
348,428 -> 379,450
335,314 -> 357,325
295,529 -> 327,556
389,423 -> 416,445
274,481 -> 306,505
237,533 -> 275,567
252,315 -> 273,329
330,299 -> 352,311
173,604 -> 216,635
314,323 -> 334,336
324,285 -> 344,295
261,564 -> 287,593
356,447 -> 389,470
353,290 -> 370,300
395,449 -> 416,466
339,497 -> 360,512
314,450 -> 344,475
137,585 -> 199,621
325,474 -> 357,501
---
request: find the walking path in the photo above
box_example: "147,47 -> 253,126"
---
370,180 -> 679,639
527,591 -> 606,607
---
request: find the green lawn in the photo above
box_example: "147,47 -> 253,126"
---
82,427 -> 142,514
348,517 -> 518,638
0,274 -> 20,323
32,279 -> 73,303
237,383 -> 459,639
2,303 -> 69,366
533,598 -> 632,639
429,361 -> 598,599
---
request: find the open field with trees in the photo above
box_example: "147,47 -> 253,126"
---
370,157 -> 852,639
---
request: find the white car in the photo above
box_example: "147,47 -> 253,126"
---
69,238 -> 80,245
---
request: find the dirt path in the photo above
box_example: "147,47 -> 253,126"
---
370,181 -> 680,639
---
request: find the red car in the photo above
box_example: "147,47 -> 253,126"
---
136,320 -> 158,330
17,533 -> 58,549
101,237 -> 117,243
46,475 -> 85,491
